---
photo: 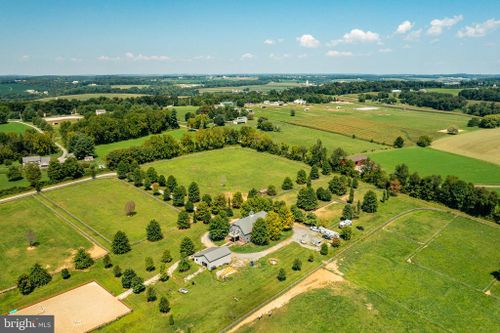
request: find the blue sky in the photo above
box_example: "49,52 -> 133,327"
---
1,0 -> 499,74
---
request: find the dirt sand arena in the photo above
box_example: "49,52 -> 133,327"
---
13,281 -> 130,333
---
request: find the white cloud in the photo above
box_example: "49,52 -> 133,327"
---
457,18 -> 500,38
395,21 -> 414,34
264,39 -> 275,45
325,50 -> 352,57
97,55 -> 121,61
20,55 -> 30,61
297,34 -> 320,48
330,29 -> 380,46
240,53 -> 255,60
125,52 -> 170,61
378,48 -> 392,53
297,54 -> 308,59
404,29 -> 422,41
427,15 -> 463,35
269,53 -> 291,60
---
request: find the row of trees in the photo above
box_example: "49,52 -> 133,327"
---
0,129 -> 57,164
459,88 -> 500,102
399,91 -> 467,111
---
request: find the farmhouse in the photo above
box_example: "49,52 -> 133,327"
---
96,109 -> 107,115
229,211 -> 267,243
193,246 -> 232,270
22,156 -> 50,168
347,154 -> 368,171
293,98 -> 307,105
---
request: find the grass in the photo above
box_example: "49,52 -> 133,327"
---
94,128 -> 187,162
198,82 -> 301,93
43,178 -> 180,243
231,230 -> 293,253
431,128 -> 500,165
256,102 -> 474,145
100,243 -> 320,333
425,88 -> 463,96
110,85 -> 150,89
369,147 -> 500,185
0,122 -> 30,134
0,163 -> 49,192
38,93 -> 147,101
144,147 -> 308,196
0,197 -> 93,290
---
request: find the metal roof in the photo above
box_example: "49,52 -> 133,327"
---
193,246 -> 231,262
233,211 -> 267,235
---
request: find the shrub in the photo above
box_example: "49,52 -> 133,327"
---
282,177 -> 293,190
267,185 -> 277,196
416,135 -> 432,147
161,249 -> 173,263
28,263 -> 52,288
145,257 -> 155,272
17,274 -> 33,295
341,227 -> 352,240
103,254 -> 112,268
393,136 -> 404,148
146,287 -> 157,302
131,276 -> 145,294
159,297 -> 170,313
121,269 -> 137,288
320,243 -> 328,255
177,258 -> 191,272
61,268 -> 71,279
277,268 -> 286,281
292,259 -> 302,271
447,126 -> 459,135
308,254 -> 314,262
113,265 -> 122,277
331,237 -> 341,248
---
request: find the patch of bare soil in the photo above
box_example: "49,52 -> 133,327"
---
325,260 -> 344,276
27,246 -> 37,251
437,128 -> 464,133
229,268 -> 343,332
88,244 -> 108,259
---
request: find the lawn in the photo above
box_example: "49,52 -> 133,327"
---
337,210 -> 500,332
0,197 -> 93,290
95,128 -> 187,161
431,128 -> 500,165
43,178 -> 180,243
38,93 -> 147,101
0,163 -> 49,192
143,147 -> 308,196
256,103 -> 473,145
0,122 -> 30,134
368,147 -> 500,185
425,88 -> 463,96
231,230 -> 293,253
100,243 -> 320,333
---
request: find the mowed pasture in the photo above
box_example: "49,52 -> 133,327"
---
369,147 -> 500,185
0,197 -> 92,290
0,122 -> 30,134
43,178 -> 179,243
431,128 -> 500,165
38,93 -> 147,101
337,210 -> 500,332
198,81 -> 301,93
256,103 -> 473,145
144,147 -> 306,196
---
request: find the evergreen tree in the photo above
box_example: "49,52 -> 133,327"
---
291,205 -> 305,222
116,161 -> 129,179
292,258 -> 302,271
131,276 -> 145,293
28,263 -> 52,288
277,268 -> 286,281
251,218 -> 269,245
185,200 -> 194,212
202,193 -> 212,206
17,274 -> 33,295
169,314 -> 174,326
281,177 -> 294,190
146,220 -> 163,241
296,187 -> 318,210
112,231 -> 131,254
362,190 -> 378,213
177,211 -> 191,229
320,243 -> 328,255
113,265 -> 122,277
209,215 -> 230,241
166,175 -> 177,192
144,178 -> 152,190
212,193 -> 227,215
196,202 -> 211,224
321,162 -> 332,175
393,136 -> 405,148
159,264 -> 169,282
121,269 -> 137,288
329,176 -> 348,195
133,168 -> 143,187
145,257 -> 155,271
348,188 -> 354,203
161,249 -> 173,263
73,248 -> 94,270
158,175 -> 166,187
309,165 -> 319,179
146,286 -> 157,302
163,188 -> 171,201
180,237 -> 195,257
172,186 -> 186,206
352,178 -> 359,189
159,297 -> 170,313
341,227 -> 353,240
248,188 -> 258,198
341,204 -> 354,220
177,258 -> 191,272
146,167 -> 158,183
267,185 -> 277,196
296,169 -> 307,184
232,192 -> 244,208
188,182 -> 200,202
316,187 -> 332,201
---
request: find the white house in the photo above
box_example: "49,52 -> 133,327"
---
193,246 -> 231,270
339,220 -> 352,228
293,99 -> 306,105
232,116 -> 248,125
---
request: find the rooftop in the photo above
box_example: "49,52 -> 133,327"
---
233,211 -> 267,235
193,246 -> 231,262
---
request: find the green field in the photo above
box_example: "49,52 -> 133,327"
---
0,197 -> 93,290
95,128 -> 187,161
110,85 -> 150,89
38,93 -> 147,101
256,103 -> 473,145
199,82 -> 301,93
144,147 -> 307,196
243,210 -> 500,332
431,128 -> 500,165
0,122 -> 30,134
43,178 -> 180,243
425,88 -> 463,95
369,147 -> 500,185
0,163 -> 49,192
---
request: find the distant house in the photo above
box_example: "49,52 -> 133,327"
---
193,246 -> 232,270
339,220 -> 352,228
232,116 -> 248,125
391,89 -> 402,93
293,99 -> 306,105
348,154 -> 368,166
95,109 -> 107,116
229,211 -> 267,243
218,101 -> 235,108
22,156 -> 50,168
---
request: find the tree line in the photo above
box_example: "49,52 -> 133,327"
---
459,88 -> 500,102
398,91 -> 467,111
0,129 -> 57,164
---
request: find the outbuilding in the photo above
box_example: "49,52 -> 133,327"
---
193,246 -> 232,270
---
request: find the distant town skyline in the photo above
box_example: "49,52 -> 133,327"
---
1,0 -> 500,75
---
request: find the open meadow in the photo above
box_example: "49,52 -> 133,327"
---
38,93 -> 148,101
431,128 -> 500,165
256,102 -> 473,145
369,147 -> 500,185
43,178 -> 180,243
0,122 -> 30,134
198,82 -> 302,93
0,197 -> 93,290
